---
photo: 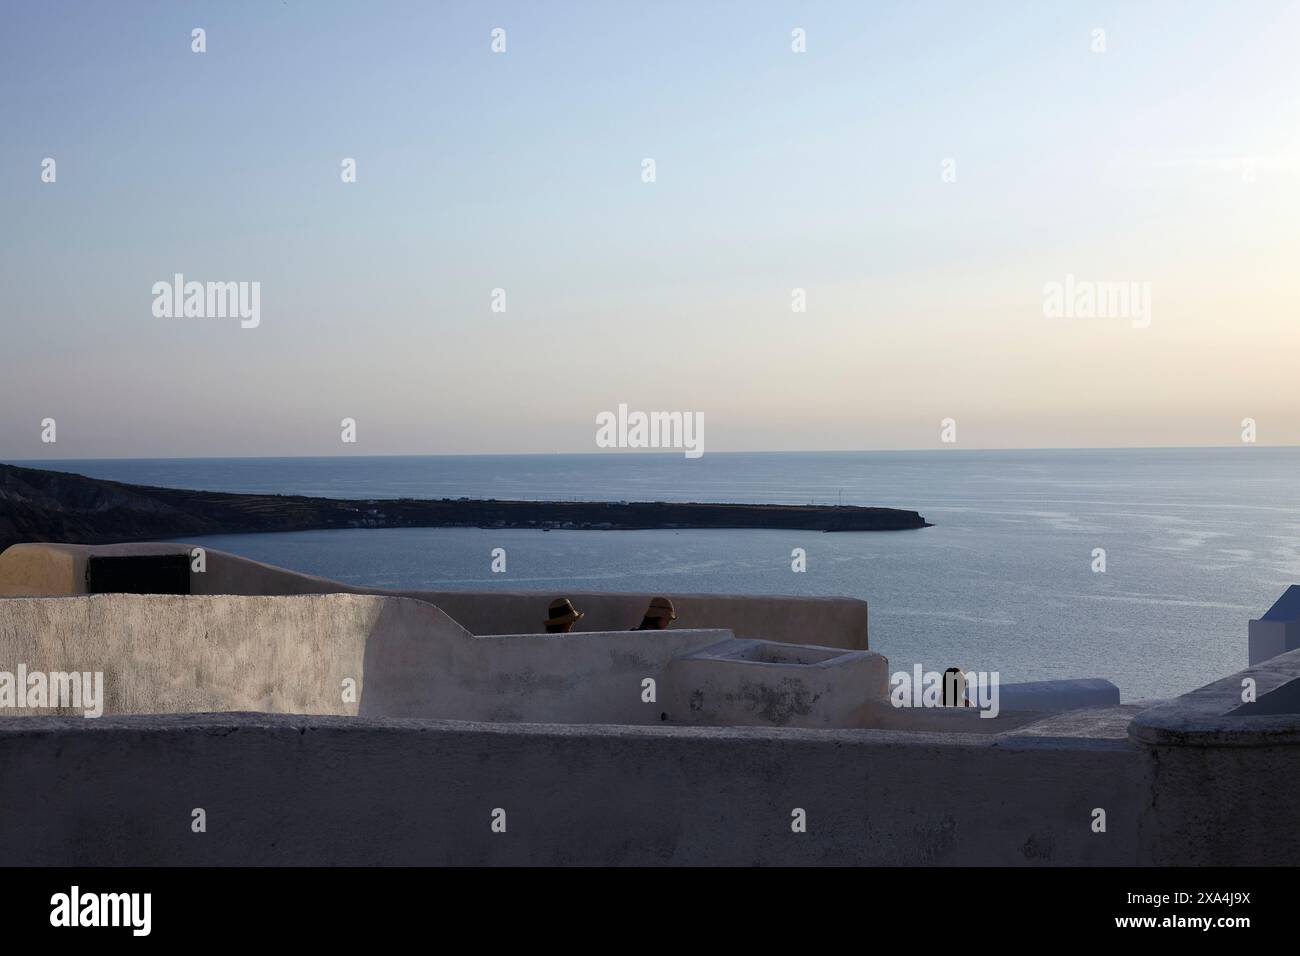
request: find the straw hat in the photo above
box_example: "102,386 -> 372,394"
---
546,597 -> 584,627
644,596 -> 677,621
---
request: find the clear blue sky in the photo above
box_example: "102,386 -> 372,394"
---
2,1 -> 1298,457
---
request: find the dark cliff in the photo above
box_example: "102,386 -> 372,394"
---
0,462 -> 929,552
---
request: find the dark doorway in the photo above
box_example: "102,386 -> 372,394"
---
85,554 -> 191,595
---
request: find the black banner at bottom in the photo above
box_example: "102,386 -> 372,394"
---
0,866 -> 1281,941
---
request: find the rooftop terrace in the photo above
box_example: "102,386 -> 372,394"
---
0,541 -> 1296,866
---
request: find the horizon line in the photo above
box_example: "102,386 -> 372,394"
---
6,443 -> 1299,464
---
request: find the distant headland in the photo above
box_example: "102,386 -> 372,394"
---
0,462 -> 930,551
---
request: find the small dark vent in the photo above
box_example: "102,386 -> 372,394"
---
86,554 -> 191,595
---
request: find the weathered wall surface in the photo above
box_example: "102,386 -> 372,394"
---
0,543 -> 82,597
0,593 -> 462,718
0,594 -> 887,726
1130,646 -> 1300,866
0,713 -> 1142,866
666,640 -> 889,728
0,542 -> 870,650
0,593 -> 719,722
397,625 -> 739,725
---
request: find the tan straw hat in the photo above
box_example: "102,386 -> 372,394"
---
645,596 -> 677,621
546,597 -> 584,627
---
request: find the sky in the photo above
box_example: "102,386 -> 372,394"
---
1,0 -> 1298,458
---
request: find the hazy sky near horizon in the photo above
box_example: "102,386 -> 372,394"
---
2,0 -> 1298,458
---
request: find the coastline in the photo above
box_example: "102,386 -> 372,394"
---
0,462 -> 930,552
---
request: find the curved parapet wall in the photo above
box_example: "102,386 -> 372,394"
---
0,542 -> 85,597
0,542 -> 869,650
996,678 -> 1121,713
1129,646 -> 1300,865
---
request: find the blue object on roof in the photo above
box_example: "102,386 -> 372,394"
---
1261,585 -> 1300,622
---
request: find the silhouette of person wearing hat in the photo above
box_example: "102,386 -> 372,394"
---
544,598 -> 584,633
943,667 -> 972,707
634,596 -> 677,631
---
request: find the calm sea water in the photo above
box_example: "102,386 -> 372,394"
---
18,449 -> 1300,701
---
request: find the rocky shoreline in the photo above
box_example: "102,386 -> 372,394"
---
0,462 -> 930,551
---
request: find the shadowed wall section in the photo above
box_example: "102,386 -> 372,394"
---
0,714 -> 1143,866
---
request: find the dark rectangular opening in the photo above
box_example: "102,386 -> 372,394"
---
86,554 -> 191,595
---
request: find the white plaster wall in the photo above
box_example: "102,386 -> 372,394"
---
1248,618 -> 1300,665
0,593 -> 444,717
0,542 -> 870,651
0,594 -> 888,726
1130,646 -> 1300,865
0,713 -> 1144,866
666,640 -> 889,727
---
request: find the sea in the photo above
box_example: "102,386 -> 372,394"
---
16,448 -> 1300,702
